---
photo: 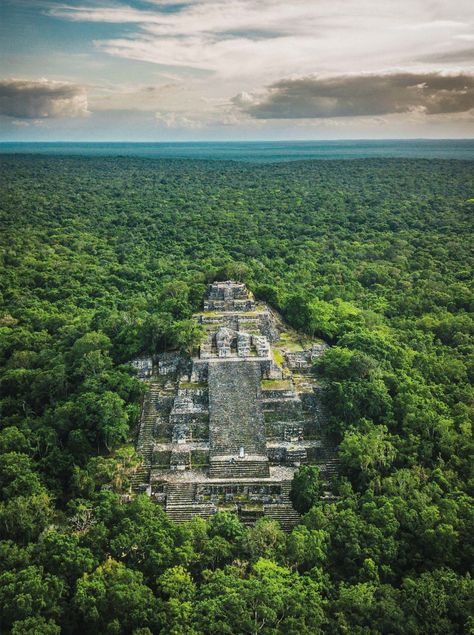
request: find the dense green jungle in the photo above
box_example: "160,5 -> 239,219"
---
0,154 -> 473,634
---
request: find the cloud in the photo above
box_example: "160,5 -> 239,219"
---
48,1 -> 474,81
155,111 -> 204,128
232,72 -> 474,119
48,5 -> 163,25
0,79 -> 89,119
419,47 -> 474,63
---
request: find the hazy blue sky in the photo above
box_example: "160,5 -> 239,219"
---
1,0 -> 473,140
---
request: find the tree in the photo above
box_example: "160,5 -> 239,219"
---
0,427 -> 31,454
69,332 -> 112,379
74,391 -> 129,451
286,525 -> 328,571
73,558 -> 162,634
0,493 -> 54,543
11,617 -> 61,635
339,420 -> 397,488
283,294 -> 313,333
170,319 -> 204,354
32,531 -> 96,584
195,559 -> 326,634
0,566 -> 64,631
208,511 -> 247,543
290,465 -> 321,515
245,517 -> 285,561
401,568 -> 474,635
0,452 -> 45,498
158,566 -> 197,635
108,495 -> 174,580
254,284 -> 280,308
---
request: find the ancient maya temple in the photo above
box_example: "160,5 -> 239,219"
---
131,282 -> 338,529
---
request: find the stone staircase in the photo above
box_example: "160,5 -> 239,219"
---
263,504 -> 300,531
208,361 -> 268,477
165,482 -> 215,523
209,457 -> 270,478
239,509 -> 265,525
166,482 -> 196,506
131,465 -> 151,490
318,457 -> 341,479
314,442 -> 340,491
266,481 -> 299,528
132,382 -> 161,490
263,481 -> 300,530
318,453 -> 340,501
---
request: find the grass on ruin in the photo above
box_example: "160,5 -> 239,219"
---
242,503 -> 264,512
261,379 -> 293,391
272,349 -> 285,366
278,330 -> 321,351
293,375 -> 318,392
196,310 -> 223,317
278,331 -> 308,351
179,381 -> 207,390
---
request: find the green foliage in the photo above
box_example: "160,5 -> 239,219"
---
194,559 -> 326,634
0,565 -> 64,631
290,465 -> 322,514
73,558 -> 162,634
339,420 -> 397,487
0,155 -> 473,633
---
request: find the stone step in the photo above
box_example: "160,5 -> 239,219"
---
317,458 -> 340,476
136,451 -> 153,462
131,466 -> 151,489
166,505 -> 215,523
261,396 -> 301,405
209,459 -> 270,478
166,482 -> 196,506
141,410 -> 157,417
165,481 -> 216,523
137,437 -> 154,445
208,360 -> 267,458
239,510 -> 265,526
211,443 -> 265,455
263,504 -> 300,530
136,449 -> 153,459
317,444 -> 338,457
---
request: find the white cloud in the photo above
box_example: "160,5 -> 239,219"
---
49,0 -> 474,82
155,111 -> 204,128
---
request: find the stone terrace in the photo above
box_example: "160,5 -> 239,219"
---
132,281 -> 338,529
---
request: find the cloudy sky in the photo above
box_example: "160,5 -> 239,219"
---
1,0 -> 473,140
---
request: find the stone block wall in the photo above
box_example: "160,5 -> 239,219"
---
152,450 -> 172,467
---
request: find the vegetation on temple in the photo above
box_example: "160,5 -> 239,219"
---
0,155 -> 473,634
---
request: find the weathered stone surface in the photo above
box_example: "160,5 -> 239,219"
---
130,356 -> 154,379
204,281 -> 256,312
132,281 -> 338,528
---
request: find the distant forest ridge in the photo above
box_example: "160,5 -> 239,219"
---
1,138 -> 474,161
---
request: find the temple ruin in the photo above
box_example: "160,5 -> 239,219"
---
131,281 -> 338,529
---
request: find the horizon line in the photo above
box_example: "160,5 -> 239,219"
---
1,137 -> 474,144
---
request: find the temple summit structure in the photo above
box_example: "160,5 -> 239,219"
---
131,281 -> 338,529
